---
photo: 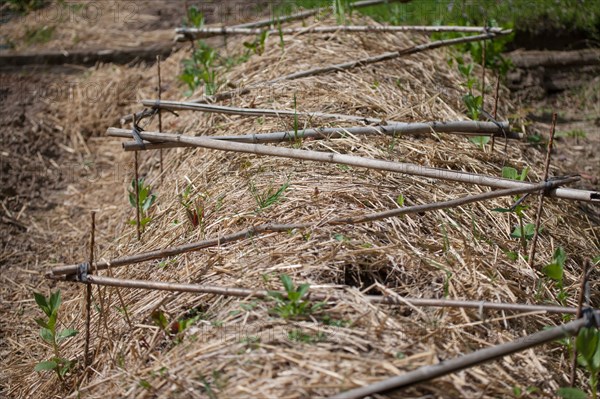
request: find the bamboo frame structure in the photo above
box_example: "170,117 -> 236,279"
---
117,120 -> 518,151
49,177 -> 578,278
175,25 -> 506,41
329,311 -> 598,398
50,274 -> 579,316
106,128 -> 599,202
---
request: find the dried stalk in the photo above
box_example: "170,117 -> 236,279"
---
52,275 -> 578,315
570,260 -> 590,386
187,30 -> 512,104
84,211 -> 95,369
329,313 -> 597,399
156,55 -> 163,175
106,128 -> 598,202
175,25 -> 506,41
49,177 -> 578,278
117,120 -> 519,151
528,113 -> 557,267
491,74 -> 501,152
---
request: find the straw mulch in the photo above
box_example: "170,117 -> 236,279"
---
2,15 -> 599,399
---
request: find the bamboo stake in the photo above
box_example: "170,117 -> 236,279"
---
84,211 -> 95,369
134,150 -> 141,241
528,113 -> 557,267
175,25 -> 507,41
52,274 -> 579,315
156,56 -> 163,175
329,313 -> 597,399
491,74 -> 501,152
106,128 -> 599,203
48,177 -> 578,278
481,38 -> 486,106
570,260 -> 590,386
186,30 -> 512,104
117,120 -> 519,151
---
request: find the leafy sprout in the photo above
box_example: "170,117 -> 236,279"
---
267,274 -> 324,319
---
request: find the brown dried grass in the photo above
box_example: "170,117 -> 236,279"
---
2,14 -> 599,399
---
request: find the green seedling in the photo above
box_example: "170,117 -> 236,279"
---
469,135 -> 491,148
185,5 -> 204,28
24,25 -> 55,45
249,181 -> 289,211
128,177 -> 156,230
542,247 -> 568,305
277,18 -> 285,51
151,310 -> 201,343
180,40 -> 219,96
179,185 -> 205,231
288,329 -> 325,344
243,30 -> 269,56
557,326 -> 600,399
268,274 -> 324,319
333,0 -> 352,25
33,290 -> 78,381
493,167 -> 536,252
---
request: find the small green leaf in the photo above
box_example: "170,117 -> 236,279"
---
502,166 -> 518,180
35,318 -> 49,329
34,360 -> 58,372
552,247 -> 566,267
139,379 -> 152,389
48,290 -> 61,313
556,387 -> 588,399
296,283 -> 309,298
469,135 -> 490,148
542,263 -> 563,282
33,292 -> 50,316
40,328 -> 54,344
56,328 -> 78,341
396,194 -> 404,207
576,327 -> 600,369
280,274 -> 294,294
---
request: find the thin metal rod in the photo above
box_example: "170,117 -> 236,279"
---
175,25 -> 507,41
56,275 -> 578,315
48,177 -> 577,278
528,112 -> 557,267
106,127 -> 598,203
329,314 -> 595,399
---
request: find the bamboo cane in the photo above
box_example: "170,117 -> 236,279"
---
175,25 -> 506,41
117,120 -> 519,151
140,99 -> 388,124
329,312 -> 598,399
50,274 -> 579,315
229,0 -> 405,30
106,128 -> 598,203
48,177 -> 578,278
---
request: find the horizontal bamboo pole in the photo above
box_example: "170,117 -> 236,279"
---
51,274 -> 578,315
330,312 -> 598,399
175,25 -> 506,41
107,127 -> 598,203
230,0 -> 405,30
49,178 -> 578,278
117,120 -> 518,151
140,99 -> 387,124
186,30 -> 511,104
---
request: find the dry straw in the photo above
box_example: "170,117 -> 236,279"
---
8,12 -> 599,399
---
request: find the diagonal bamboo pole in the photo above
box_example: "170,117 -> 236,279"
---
106,127 -> 598,203
50,274 -> 579,315
48,178 -> 578,278
175,25 -> 506,41
185,30 -> 511,104
329,311 -> 598,399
